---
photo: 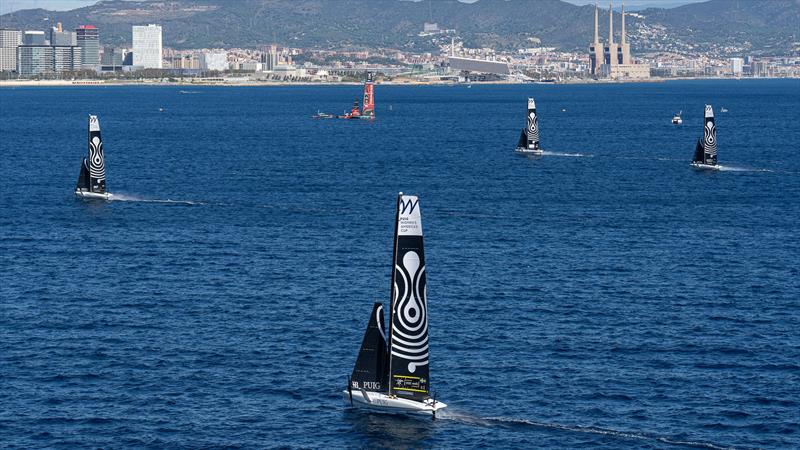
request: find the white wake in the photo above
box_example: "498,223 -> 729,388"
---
436,411 -> 736,449
109,193 -> 204,205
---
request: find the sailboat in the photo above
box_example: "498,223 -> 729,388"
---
344,193 -> 447,417
672,111 -> 682,125
515,98 -> 543,155
691,105 -> 720,170
360,72 -> 375,120
75,115 -> 112,200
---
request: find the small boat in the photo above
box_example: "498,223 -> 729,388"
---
691,105 -> 720,170
344,193 -> 447,417
672,111 -> 683,125
312,110 -> 334,119
515,98 -> 543,155
720,107 -> 728,113
75,115 -> 112,200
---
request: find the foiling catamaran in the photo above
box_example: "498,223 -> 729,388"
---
316,73 -> 375,120
75,115 -> 112,200
344,193 -> 446,417
515,98 -> 542,155
691,105 -> 719,170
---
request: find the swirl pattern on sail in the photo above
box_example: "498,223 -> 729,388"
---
88,136 -> 106,181
703,118 -> 717,157
392,250 -> 429,373
527,111 -> 540,143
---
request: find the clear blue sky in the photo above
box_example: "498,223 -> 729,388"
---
0,0 -> 709,15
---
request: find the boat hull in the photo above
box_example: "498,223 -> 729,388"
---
691,162 -> 720,170
342,390 -> 446,416
515,147 -> 543,156
75,190 -> 112,200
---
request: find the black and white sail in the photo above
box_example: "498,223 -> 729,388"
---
525,98 -> 540,150
692,138 -> 704,164
388,194 -> 430,401
701,104 -> 717,165
76,115 -> 106,194
350,302 -> 389,392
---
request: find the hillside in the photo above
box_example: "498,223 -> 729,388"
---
0,0 -> 796,55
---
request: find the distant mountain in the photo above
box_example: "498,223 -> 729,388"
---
0,0 -> 796,55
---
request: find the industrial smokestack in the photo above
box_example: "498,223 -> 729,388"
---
608,0 -> 614,45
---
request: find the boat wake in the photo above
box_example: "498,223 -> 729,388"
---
715,165 -> 773,173
540,151 -> 593,158
437,411 -> 735,449
109,193 -> 204,205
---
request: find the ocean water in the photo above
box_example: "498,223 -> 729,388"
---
1,80 -> 798,449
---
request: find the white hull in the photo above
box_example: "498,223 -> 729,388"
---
342,390 -> 446,416
75,190 -> 112,200
691,162 -> 720,171
515,147 -> 543,156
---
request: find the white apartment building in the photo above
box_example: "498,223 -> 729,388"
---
132,24 -> 162,69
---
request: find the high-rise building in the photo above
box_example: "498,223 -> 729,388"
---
52,45 -> 83,72
76,25 -> 99,68
261,44 -> 278,71
132,24 -> 162,69
101,46 -> 124,69
729,57 -> 744,76
23,30 -> 46,46
0,29 -> 22,72
51,23 -> 77,46
17,45 -> 52,75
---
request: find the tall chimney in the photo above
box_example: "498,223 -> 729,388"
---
608,0 -> 614,45
594,3 -> 599,43
621,2 -> 626,45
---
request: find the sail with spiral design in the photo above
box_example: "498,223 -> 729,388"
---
388,193 -> 430,401
526,98 -> 540,150
350,302 -> 389,392
702,104 -> 717,165
83,115 -> 106,193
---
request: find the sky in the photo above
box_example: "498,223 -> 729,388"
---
0,0 -> 710,15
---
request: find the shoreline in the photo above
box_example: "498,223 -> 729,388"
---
0,76 -> 795,88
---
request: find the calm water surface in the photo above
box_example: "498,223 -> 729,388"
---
1,80 -> 798,448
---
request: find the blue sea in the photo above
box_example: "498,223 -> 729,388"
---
1,80 -> 798,449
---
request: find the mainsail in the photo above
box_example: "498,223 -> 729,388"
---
388,194 -> 430,401
526,98 -> 540,150
351,302 -> 389,392
87,115 -> 106,193
702,104 -> 717,165
362,72 -> 375,118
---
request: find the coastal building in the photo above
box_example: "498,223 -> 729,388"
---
17,45 -> 52,75
200,51 -> 227,71
0,29 -> 22,72
101,46 -> 124,70
76,25 -> 100,68
590,1 -> 649,79
261,44 -> 278,71
23,31 -> 46,46
50,23 -> 77,46
729,57 -> 744,76
132,24 -> 162,69
52,45 -> 83,73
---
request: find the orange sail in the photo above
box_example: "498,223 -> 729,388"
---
361,72 -> 375,119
